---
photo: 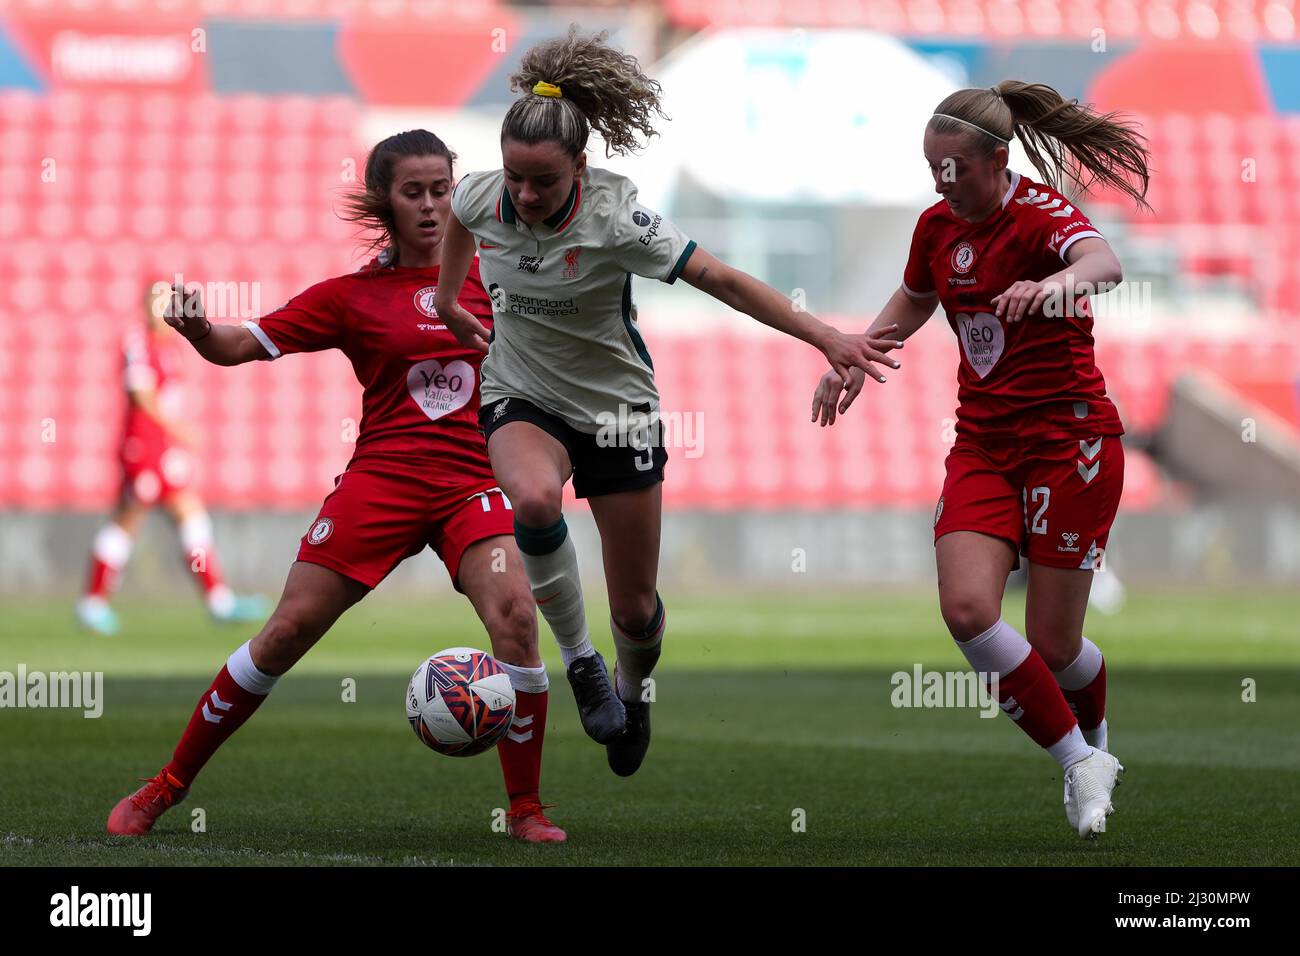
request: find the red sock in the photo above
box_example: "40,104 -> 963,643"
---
498,690 -> 547,809
1062,659 -> 1107,731
85,523 -> 132,599
996,650 -> 1079,749
164,662 -> 272,786
190,548 -> 227,597
86,555 -> 121,599
178,514 -> 227,598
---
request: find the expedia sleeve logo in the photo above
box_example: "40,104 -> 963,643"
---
632,206 -> 663,246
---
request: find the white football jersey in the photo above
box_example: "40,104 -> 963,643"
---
451,165 -> 696,434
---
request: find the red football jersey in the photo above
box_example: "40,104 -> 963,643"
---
120,324 -> 185,459
903,170 -> 1124,442
244,256 -> 496,480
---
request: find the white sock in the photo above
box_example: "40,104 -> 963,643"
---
207,585 -> 235,617
1054,637 -> 1103,691
514,518 -> 593,668
1049,726 -> 1094,770
228,640 -> 279,695
498,660 -> 549,694
92,522 -> 133,568
954,619 -> 1032,675
1083,718 -> 1109,752
178,512 -> 214,554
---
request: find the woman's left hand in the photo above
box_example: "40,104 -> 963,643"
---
992,279 -> 1058,322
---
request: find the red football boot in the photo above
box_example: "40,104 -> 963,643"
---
506,801 -> 567,844
107,770 -> 189,836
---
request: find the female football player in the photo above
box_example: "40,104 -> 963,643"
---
107,130 -> 566,843
76,285 -> 268,635
432,28 -> 903,777
810,81 -> 1150,838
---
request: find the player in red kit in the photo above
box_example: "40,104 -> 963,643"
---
76,286 -> 269,636
810,82 -> 1151,838
106,130 -> 565,843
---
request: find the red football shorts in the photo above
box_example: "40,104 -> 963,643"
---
120,441 -> 194,504
297,468 -> 515,590
933,434 -> 1124,570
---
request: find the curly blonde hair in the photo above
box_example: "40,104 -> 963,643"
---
930,81 -> 1151,210
503,26 -> 667,158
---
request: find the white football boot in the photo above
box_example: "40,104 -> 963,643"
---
1063,747 -> 1124,838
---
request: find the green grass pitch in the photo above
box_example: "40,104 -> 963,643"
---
1,586 -> 1297,866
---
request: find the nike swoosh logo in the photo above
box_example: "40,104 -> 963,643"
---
537,590 -> 561,605
479,241 -> 499,249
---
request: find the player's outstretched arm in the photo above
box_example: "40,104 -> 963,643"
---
431,212 -> 490,354
811,287 -> 938,427
161,284 -> 265,366
678,245 -> 903,389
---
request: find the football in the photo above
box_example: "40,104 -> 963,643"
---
406,647 -> 516,757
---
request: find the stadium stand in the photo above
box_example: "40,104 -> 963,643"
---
663,0 -> 1299,40
4,7 -> 1299,513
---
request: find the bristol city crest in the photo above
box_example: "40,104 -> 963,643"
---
951,242 -> 976,274
308,518 -> 334,545
414,286 -> 439,318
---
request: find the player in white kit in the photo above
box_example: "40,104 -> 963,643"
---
434,28 -> 903,776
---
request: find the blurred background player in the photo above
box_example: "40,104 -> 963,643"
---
106,130 -> 565,844
811,80 -> 1150,838
434,28 -> 903,777
75,284 -> 269,636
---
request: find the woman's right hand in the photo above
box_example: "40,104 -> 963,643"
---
160,283 -> 210,340
810,366 -> 867,427
435,296 -> 491,354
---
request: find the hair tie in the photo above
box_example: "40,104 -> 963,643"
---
931,112 -> 1011,144
532,81 -> 563,98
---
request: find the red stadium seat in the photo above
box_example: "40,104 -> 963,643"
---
3,85 -> 1284,514
661,0 -> 1295,40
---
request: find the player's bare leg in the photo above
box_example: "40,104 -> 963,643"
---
488,422 -> 625,744
589,481 -> 664,777
936,530 -> 1016,642
1025,560 -> 1122,834
163,489 -> 269,625
77,494 -> 149,635
108,562 -> 366,835
937,531 -> 1113,836
459,535 -> 565,843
